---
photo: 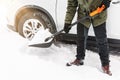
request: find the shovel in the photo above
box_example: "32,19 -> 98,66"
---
29,5 -> 105,48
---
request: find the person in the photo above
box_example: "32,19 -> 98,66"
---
64,0 -> 112,76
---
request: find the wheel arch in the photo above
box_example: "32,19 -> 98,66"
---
15,5 -> 56,32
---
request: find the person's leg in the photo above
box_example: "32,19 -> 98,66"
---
93,23 -> 112,76
93,22 -> 110,66
76,23 -> 89,60
93,23 -> 112,75
66,23 -> 88,66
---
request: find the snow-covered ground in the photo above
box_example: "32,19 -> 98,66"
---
0,22 -> 120,80
0,0 -> 120,80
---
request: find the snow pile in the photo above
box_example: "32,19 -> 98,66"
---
28,27 -> 52,45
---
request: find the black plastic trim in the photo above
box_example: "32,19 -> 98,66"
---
57,33 -> 120,55
57,33 -> 120,48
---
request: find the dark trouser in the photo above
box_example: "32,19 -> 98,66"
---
76,22 -> 109,66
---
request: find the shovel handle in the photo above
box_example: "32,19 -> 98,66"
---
45,29 -> 64,42
45,5 -> 105,42
90,5 -> 105,17
45,16 -> 91,42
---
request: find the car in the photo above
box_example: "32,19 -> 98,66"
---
3,0 -> 120,48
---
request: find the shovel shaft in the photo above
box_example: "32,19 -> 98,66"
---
45,16 -> 90,42
45,29 -> 64,42
45,5 -> 105,42
53,15 -> 90,36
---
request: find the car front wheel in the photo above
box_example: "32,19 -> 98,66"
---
17,10 -> 56,40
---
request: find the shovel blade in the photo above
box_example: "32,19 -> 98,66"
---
29,40 -> 53,48
28,27 -> 53,48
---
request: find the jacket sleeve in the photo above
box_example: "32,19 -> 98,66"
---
65,0 -> 78,24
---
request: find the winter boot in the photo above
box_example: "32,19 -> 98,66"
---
66,59 -> 84,66
102,65 -> 112,76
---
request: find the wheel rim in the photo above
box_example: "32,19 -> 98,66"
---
23,19 -> 44,40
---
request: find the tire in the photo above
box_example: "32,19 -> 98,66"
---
17,10 -> 56,40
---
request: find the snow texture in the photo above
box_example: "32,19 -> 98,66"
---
0,24 -> 120,80
0,0 -> 120,79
